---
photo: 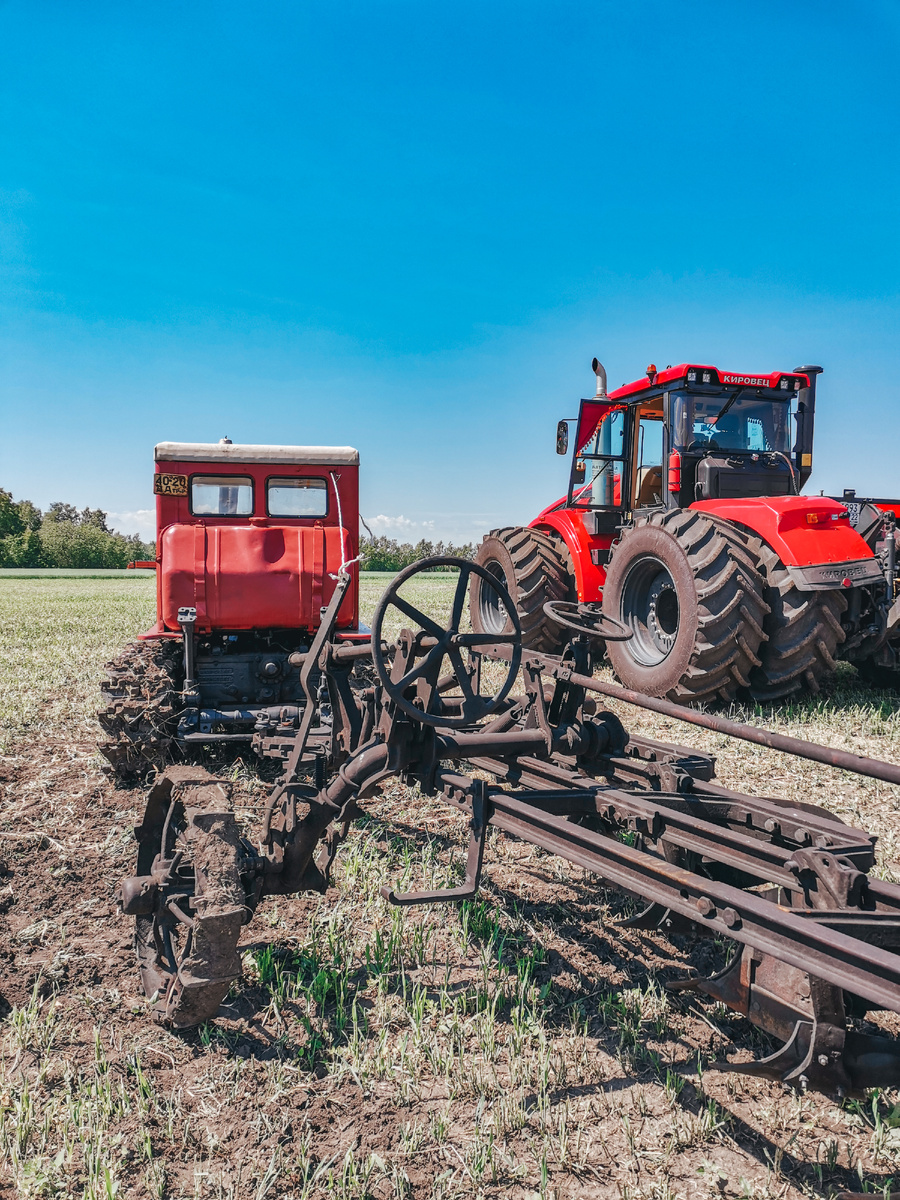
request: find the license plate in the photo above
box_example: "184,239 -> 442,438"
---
154,473 -> 189,497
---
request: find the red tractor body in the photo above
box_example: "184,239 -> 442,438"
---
147,442 -> 360,638
532,492 -> 885,604
472,361 -> 900,702
99,440 -> 365,776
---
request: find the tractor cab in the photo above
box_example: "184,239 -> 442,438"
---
149,440 -> 360,637
560,362 -> 813,522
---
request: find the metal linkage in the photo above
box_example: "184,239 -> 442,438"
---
482,643 -> 900,788
120,557 -> 900,1097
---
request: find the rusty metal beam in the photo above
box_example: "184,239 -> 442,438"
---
507,649 -> 900,788
436,769 -> 900,1016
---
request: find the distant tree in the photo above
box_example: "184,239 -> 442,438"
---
79,507 -> 110,531
46,501 -> 79,524
0,488 -> 25,539
0,529 -> 44,567
16,499 -> 42,531
357,535 -> 475,572
0,490 -> 154,568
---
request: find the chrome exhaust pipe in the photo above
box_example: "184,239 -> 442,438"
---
591,357 -> 608,398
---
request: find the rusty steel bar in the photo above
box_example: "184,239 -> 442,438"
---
465,752 -> 896,897
436,729 -> 547,757
436,769 -> 900,1015
516,651 -> 900,787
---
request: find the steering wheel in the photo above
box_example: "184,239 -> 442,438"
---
371,557 -> 522,728
687,438 -> 719,452
542,601 -> 633,642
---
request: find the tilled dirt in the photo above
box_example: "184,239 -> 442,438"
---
2,738 -> 900,1199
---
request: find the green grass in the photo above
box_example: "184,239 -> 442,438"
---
0,568 -> 157,577
0,578 -> 158,752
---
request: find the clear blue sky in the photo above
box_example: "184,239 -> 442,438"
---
1,0 -> 898,543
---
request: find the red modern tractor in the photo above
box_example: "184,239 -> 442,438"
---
99,440 -> 365,776
470,361 -> 900,703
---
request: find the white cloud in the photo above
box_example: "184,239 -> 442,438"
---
359,511 -> 502,546
107,509 -> 156,536
365,514 -> 436,534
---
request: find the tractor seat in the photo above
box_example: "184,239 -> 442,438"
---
635,465 -> 663,508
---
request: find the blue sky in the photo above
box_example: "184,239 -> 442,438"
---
1,0 -> 898,543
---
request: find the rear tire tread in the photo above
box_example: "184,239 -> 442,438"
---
472,527 -> 572,653
605,509 -> 769,706
747,542 -> 847,701
98,640 -> 183,778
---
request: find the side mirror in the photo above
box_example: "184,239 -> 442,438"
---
556,420 -> 569,455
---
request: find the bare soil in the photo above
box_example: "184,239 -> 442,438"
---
3,736 -> 900,1200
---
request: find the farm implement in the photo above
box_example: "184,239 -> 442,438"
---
118,558 -> 900,1098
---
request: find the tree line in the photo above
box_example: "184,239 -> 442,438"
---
357,535 -> 475,572
0,490 -> 155,569
0,487 -> 475,571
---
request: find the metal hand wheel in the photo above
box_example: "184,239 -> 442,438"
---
371,556 -> 522,727
542,600 -> 633,642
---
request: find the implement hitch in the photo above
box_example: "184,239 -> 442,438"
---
119,557 -> 900,1095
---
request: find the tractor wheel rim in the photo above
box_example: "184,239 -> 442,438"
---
619,555 -> 680,666
478,560 -> 510,634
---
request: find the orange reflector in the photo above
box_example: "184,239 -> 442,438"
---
807,512 -> 822,524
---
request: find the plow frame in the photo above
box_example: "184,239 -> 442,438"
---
119,558 -> 900,1097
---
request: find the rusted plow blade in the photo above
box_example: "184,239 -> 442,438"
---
119,557 -> 900,1096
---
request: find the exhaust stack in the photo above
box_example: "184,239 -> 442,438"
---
592,357 -> 608,398
793,364 -> 822,490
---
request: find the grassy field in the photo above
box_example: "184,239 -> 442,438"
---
1,576 -> 899,1198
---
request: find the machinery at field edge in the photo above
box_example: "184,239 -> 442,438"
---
469,360 -> 900,704
98,439 -> 368,777
118,558 -> 900,1099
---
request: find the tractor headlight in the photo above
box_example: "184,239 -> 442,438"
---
702,370 -> 712,383
687,369 -> 697,382
779,377 -> 789,390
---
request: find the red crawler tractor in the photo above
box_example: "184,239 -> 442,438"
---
471,361 -> 900,703
99,440 -> 364,777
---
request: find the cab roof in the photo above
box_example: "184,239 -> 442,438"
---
608,365 -> 810,402
155,442 -> 359,466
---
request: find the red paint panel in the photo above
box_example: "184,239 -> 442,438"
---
151,456 -> 359,634
530,509 -> 612,602
160,524 -> 357,632
691,496 -> 873,567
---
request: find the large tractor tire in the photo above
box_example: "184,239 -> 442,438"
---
748,544 -> 847,701
98,640 -> 183,779
601,509 -> 768,706
470,527 -> 572,653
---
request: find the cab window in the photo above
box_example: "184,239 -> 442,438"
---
571,408 -> 628,508
635,417 -> 664,507
267,477 -> 328,517
190,475 -> 254,516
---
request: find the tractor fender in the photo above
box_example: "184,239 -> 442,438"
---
528,504 -> 610,602
691,496 -> 884,591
